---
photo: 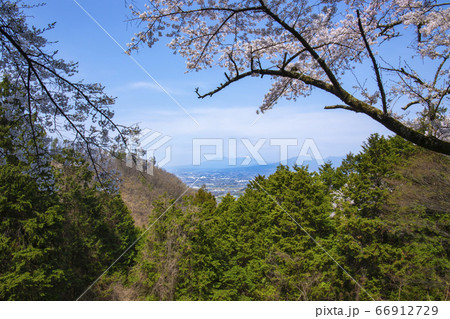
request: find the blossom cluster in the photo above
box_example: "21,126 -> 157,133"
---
129,0 -> 449,140
1,0 -> 134,186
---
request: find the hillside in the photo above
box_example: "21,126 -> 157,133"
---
99,135 -> 449,301
113,159 -> 191,228
1,130 -> 448,300
2,127 -> 448,301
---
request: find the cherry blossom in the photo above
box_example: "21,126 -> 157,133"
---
0,0 -> 136,184
129,0 -> 450,154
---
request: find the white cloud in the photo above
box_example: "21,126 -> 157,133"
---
128,102 -> 392,166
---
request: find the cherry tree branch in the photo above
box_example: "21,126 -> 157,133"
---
402,100 -> 421,111
31,61 -> 104,184
257,0 -> 343,93
357,10 -> 388,114
196,64 -> 450,154
25,64 -> 41,160
1,23 -> 131,147
192,12 -> 236,70
196,68 -> 338,99
432,56 -> 448,87
131,0 -> 450,155
0,25 -> 120,183
324,105 -> 361,112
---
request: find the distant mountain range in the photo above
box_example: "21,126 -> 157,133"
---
167,155 -> 345,176
166,156 -> 346,198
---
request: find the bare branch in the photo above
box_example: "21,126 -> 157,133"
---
432,56 -> 448,87
196,68 -> 337,99
402,100 -> 421,111
228,52 -> 240,76
325,105 -> 360,112
382,66 -> 426,86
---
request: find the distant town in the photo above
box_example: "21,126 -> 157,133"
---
167,156 -> 344,200
171,168 -> 259,200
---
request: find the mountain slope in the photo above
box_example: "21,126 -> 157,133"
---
113,159 -> 191,228
105,135 -> 449,301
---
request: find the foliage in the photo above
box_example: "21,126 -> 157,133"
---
127,134 -> 449,301
0,78 -> 139,300
0,0 -> 136,181
2,90 -> 448,300
2,74 -> 447,300
129,0 -> 450,154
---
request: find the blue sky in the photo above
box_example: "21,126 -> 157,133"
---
27,0 -> 393,167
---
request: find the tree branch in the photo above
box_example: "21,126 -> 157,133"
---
196,68 -> 338,99
325,105 -> 361,112
432,55 -> 448,87
382,66 -> 426,86
0,26 -> 128,148
134,1 -> 450,155
257,0 -> 344,93
402,100 -> 421,111
357,10 -> 388,114
192,12 -> 236,70
197,64 -> 450,154
0,26 -> 113,183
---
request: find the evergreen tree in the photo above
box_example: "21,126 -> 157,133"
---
0,78 -> 139,300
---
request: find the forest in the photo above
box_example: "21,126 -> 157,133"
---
1,78 -> 448,299
90,134 -> 450,301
